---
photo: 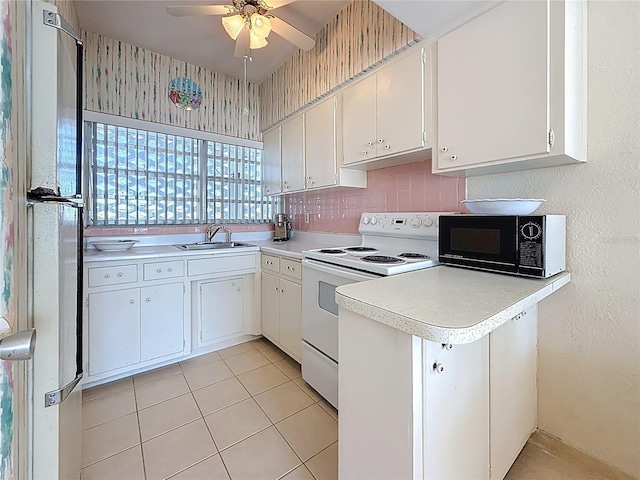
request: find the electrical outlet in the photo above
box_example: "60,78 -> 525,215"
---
304,213 -> 310,224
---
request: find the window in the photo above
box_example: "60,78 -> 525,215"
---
85,121 -> 277,226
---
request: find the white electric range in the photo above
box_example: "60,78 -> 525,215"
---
300,212 -> 452,408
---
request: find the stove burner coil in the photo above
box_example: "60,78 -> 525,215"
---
345,247 -> 378,252
361,255 -> 405,264
397,253 -> 431,259
318,249 -> 346,254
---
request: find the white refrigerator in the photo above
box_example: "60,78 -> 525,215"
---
29,2 -> 84,478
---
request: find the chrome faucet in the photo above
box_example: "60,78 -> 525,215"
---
206,225 -> 232,243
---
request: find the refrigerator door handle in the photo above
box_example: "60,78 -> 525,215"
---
45,373 -> 83,407
0,326 -> 36,361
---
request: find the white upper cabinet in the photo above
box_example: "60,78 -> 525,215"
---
433,0 -> 586,176
281,115 -> 306,192
343,47 -> 430,168
305,96 -> 338,189
262,128 -> 282,195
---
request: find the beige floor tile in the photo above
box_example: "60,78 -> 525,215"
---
204,398 -> 272,451
220,426 -> 301,480
281,465 -> 316,480
192,377 -> 250,416
139,393 -> 202,441
317,398 -> 338,421
182,360 -> 234,391
276,404 -> 338,461
305,442 -> 338,480
223,349 -> 271,375
256,343 -> 288,362
250,337 -> 270,349
179,351 -> 222,369
133,363 -> 182,386
82,377 -> 133,403
142,419 -> 217,480
81,445 -> 144,480
254,381 -> 314,423
273,358 -> 302,379
82,387 -> 137,430
82,413 -> 140,468
237,364 -> 289,396
505,446 -> 568,480
292,377 -> 323,402
135,372 -> 190,409
218,342 -> 256,359
168,454 -> 230,479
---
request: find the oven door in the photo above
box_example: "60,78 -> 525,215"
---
438,215 -> 519,272
301,259 -> 379,362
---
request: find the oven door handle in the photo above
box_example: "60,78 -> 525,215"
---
302,259 -> 379,282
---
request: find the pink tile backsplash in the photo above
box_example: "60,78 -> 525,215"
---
286,160 -> 466,234
85,223 -> 275,237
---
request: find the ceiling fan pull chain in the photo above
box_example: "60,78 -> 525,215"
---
243,55 -> 250,117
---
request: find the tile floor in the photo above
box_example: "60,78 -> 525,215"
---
81,338 -> 337,480
82,338 -> 633,480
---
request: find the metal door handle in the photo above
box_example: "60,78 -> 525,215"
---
0,329 -> 36,361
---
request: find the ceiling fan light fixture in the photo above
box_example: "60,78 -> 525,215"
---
250,13 -> 272,38
222,14 -> 246,40
249,29 -> 268,49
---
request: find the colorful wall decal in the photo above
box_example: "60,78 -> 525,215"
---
168,77 -> 202,111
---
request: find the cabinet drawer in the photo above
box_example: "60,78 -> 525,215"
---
280,258 -> 302,280
143,260 -> 184,281
88,264 -> 138,288
188,254 -> 256,277
262,254 -> 280,273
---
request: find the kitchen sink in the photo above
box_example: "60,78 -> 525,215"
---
175,241 -> 254,251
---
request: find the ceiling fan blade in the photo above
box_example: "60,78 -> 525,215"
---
269,17 -> 315,51
166,5 -> 230,17
234,27 -> 251,58
262,0 -> 297,10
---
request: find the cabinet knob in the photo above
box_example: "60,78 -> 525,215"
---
167,268 -> 172,272
157,268 -> 162,273
280,288 -> 284,293
450,154 -> 458,161
442,343 -> 453,350
384,145 -> 390,150
361,151 -> 368,155
145,298 -> 151,303
441,146 -> 448,152
117,272 -> 123,277
237,288 -> 241,292
274,287 -> 278,291
232,283 -> 236,287
378,139 -> 384,143
367,141 -> 373,147
129,299 -> 135,305
104,274 -> 110,279
433,362 -> 445,374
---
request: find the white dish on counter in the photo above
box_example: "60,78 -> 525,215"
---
89,240 -> 139,251
462,199 -> 546,215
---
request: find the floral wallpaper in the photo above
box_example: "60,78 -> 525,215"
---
259,0 -> 417,130
84,32 -> 261,140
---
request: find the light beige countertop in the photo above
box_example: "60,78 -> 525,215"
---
336,266 -> 571,344
84,244 -> 262,262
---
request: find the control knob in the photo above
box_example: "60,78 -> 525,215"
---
411,217 -> 422,228
370,217 -> 378,225
363,216 -> 370,225
423,216 -> 434,227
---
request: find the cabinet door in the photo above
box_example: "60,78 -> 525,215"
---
436,0 -> 549,169
279,279 -> 302,362
423,338 -> 490,480
305,97 -> 337,189
88,288 -> 141,376
490,306 -> 537,480
262,127 -> 282,195
376,48 -> 425,157
261,272 -> 280,343
199,278 -> 244,344
342,74 -> 377,165
140,282 -> 184,362
281,115 -> 305,192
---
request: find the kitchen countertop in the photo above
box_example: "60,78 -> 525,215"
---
84,244 -> 262,262
336,266 -> 571,344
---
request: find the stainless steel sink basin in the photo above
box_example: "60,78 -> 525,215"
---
175,241 -> 253,251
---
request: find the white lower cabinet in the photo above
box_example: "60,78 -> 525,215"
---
198,277 -> 246,345
140,283 -> 185,362
339,305 -> 537,480
260,254 -> 302,362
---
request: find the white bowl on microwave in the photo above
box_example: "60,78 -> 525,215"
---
461,199 -> 546,215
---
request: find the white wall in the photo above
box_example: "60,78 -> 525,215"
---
467,1 -> 640,476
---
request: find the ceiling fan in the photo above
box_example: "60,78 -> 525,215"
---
166,0 -> 316,58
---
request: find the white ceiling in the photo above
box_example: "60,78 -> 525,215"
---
76,0 -> 351,83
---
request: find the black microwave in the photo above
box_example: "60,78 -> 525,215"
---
438,215 -> 566,278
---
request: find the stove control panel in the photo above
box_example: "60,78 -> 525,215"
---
359,212 -> 455,238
